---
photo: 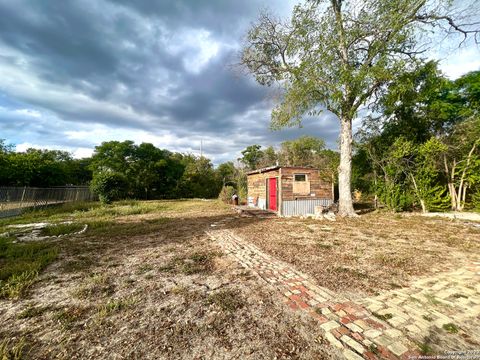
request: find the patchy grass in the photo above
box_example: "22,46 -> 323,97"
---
418,342 -> 434,355
207,289 -> 244,312
234,213 -> 480,295
372,312 -> 393,321
442,323 -> 459,334
39,223 -> 85,237
160,251 -> 219,275
17,303 -> 51,319
0,236 -> 58,299
73,274 -> 115,299
422,314 -> 433,322
98,296 -> 137,317
55,306 -> 91,330
0,337 -> 26,360
0,200 -> 335,359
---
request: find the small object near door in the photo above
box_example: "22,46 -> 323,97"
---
268,177 -> 277,211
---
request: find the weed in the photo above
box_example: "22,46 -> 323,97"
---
316,242 -> 333,249
334,266 -> 368,279
17,304 -> 50,319
424,293 -> 441,306
0,337 -> 26,360
442,323 -> 459,334
73,274 -> 115,299
422,314 -> 433,322
418,342 -> 434,355
162,251 -> 218,275
0,236 -> 58,299
55,306 -> 90,330
0,270 -> 38,299
372,312 -> 393,321
62,255 -> 96,273
207,289 -> 244,312
389,282 -> 403,289
40,223 -> 85,237
98,297 -> 137,317
136,264 -> 154,274
368,344 -> 379,355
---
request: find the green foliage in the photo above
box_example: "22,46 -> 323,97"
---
218,185 -> 236,203
175,155 -> 221,198
90,172 -> 128,204
0,236 -> 58,299
90,141 -> 222,200
357,65 -> 480,211
39,223 -> 85,237
376,180 -> 413,212
279,136 -> 325,167
0,146 -> 92,187
0,337 -> 26,360
472,188 -> 480,211
239,145 -> 264,170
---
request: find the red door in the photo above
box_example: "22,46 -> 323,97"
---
268,178 -> 277,211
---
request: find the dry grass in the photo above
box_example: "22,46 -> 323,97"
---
0,200 -> 337,359
235,212 -> 480,298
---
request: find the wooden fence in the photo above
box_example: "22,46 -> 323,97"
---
0,186 -> 96,218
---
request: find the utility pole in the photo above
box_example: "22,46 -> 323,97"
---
200,139 -> 203,158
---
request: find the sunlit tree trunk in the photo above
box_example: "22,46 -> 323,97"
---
338,117 -> 356,216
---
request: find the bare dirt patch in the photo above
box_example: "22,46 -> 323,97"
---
234,212 -> 480,299
0,200 -> 338,359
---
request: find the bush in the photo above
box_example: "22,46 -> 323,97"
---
218,185 -> 236,203
90,172 -> 128,204
473,188 -> 480,211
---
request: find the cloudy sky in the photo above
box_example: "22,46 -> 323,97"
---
0,0 -> 479,164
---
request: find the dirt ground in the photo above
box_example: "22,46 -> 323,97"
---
234,212 -> 480,300
0,201 -> 338,359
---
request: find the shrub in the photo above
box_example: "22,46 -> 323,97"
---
473,188 -> 480,211
218,185 -> 236,203
90,172 -> 128,204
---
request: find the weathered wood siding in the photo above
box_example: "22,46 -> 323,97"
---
247,169 -> 279,205
280,167 -> 332,201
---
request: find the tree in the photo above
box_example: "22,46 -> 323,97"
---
442,117 -> 480,210
239,145 -> 264,170
217,162 -> 236,186
90,172 -> 128,204
257,146 -> 278,168
279,136 -> 325,167
176,155 -> 221,198
241,0 -> 479,216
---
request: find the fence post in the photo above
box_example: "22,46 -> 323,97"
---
20,186 -> 26,208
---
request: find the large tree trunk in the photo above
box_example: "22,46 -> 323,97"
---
338,117 -> 356,217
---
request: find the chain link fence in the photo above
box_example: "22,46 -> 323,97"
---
0,186 -> 97,218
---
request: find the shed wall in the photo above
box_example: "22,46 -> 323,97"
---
280,168 -> 332,201
247,167 -> 333,216
247,169 -> 279,210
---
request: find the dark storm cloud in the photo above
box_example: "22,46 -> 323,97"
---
0,0 -> 340,163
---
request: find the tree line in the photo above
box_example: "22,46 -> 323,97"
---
0,140 -> 223,202
0,136 -> 337,204
353,63 -> 480,212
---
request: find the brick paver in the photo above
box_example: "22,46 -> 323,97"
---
207,222 -> 480,359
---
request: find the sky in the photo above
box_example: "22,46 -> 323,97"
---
0,0 -> 479,165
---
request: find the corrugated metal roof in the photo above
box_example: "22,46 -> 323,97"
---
246,166 -> 317,176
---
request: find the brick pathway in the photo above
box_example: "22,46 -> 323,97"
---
207,223 -> 480,360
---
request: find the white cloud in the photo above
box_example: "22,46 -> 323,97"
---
14,108 -> 42,118
438,46 -> 480,79
166,28 -> 221,74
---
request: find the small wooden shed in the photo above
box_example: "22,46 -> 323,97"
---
246,166 -> 333,216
